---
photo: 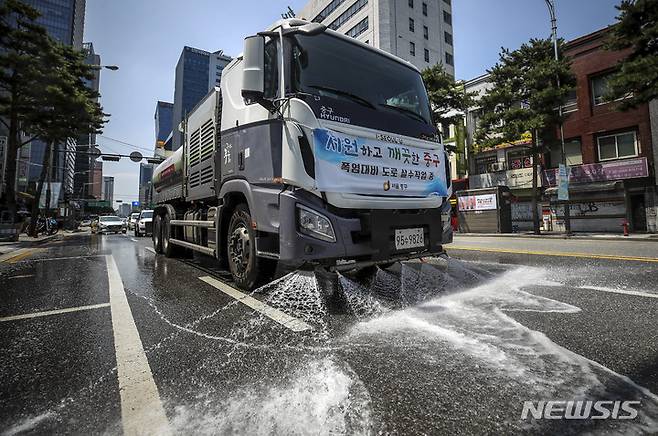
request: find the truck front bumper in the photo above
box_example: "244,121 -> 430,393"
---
277,190 -> 452,266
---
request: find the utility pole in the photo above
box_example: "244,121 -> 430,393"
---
545,0 -> 571,235
45,142 -> 54,214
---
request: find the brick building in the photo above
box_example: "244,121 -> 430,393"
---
464,27 -> 657,233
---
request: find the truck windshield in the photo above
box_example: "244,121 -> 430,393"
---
289,33 -> 432,127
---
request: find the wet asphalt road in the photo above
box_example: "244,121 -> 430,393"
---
1,232 -> 657,435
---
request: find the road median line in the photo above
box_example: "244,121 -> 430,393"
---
446,246 -> 658,263
106,255 -> 170,436
199,275 -> 313,332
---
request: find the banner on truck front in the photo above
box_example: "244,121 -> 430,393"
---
312,128 -> 448,197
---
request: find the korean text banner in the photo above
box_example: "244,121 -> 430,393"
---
312,129 -> 448,197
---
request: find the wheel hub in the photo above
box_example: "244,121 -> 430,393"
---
229,225 -> 250,276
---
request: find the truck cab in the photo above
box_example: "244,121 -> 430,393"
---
152,19 -> 452,290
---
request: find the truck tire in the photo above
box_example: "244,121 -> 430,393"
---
162,214 -> 178,258
226,204 -> 275,290
153,214 -> 163,254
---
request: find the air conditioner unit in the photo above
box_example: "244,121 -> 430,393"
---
488,162 -> 505,172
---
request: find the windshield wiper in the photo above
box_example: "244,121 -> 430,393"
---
308,85 -> 376,109
379,103 -> 428,124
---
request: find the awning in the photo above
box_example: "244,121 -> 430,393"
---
544,181 -> 622,195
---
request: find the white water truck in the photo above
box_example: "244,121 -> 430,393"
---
151,19 -> 453,290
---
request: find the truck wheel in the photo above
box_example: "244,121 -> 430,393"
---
153,214 -> 163,254
227,204 -> 275,290
162,214 -> 178,258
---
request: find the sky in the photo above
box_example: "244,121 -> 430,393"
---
84,0 -> 623,205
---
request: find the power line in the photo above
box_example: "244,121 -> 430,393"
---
98,135 -> 154,153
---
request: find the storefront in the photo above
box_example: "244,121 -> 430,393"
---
543,157 -> 652,233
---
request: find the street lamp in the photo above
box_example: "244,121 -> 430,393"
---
90,65 -> 119,71
544,0 -> 571,235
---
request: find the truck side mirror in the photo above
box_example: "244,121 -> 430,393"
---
242,35 -> 272,110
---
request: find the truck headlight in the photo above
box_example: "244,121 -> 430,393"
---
297,205 -> 336,242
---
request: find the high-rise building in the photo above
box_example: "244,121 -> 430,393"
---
298,0 -> 454,75
74,43 -> 102,201
172,47 -> 232,150
154,101 -> 174,151
15,0 -> 87,206
102,176 -> 114,205
117,203 -> 132,217
138,163 -> 154,206
23,0 -> 86,48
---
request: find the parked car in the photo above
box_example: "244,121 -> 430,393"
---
80,219 -> 92,227
134,210 -> 153,237
128,212 -> 140,230
93,215 -> 126,235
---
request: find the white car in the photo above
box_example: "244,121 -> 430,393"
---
135,210 -> 154,237
95,216 -> 126,235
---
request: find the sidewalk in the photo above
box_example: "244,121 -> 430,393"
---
0,233 -> 60,257
455,231 -> 658,242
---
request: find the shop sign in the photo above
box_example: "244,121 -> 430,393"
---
544,157 -> 648,186
470,167 -> 541,189
458,193 -> 497,211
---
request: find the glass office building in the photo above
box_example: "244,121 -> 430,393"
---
172,47 -> 232,150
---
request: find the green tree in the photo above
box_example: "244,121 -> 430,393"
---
606,0 -> 658,109
421,64 -> 474,149
0,0 -> 54,218
27,42 -> 106,236
474,38 -> 575,234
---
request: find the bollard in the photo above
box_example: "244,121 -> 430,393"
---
621,220 -> 629,237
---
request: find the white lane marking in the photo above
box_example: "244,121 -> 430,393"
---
7,274 -> 35,279
0,303 -> 110,322
145,247 -> 156,254
577,285 -> 658,300
106,255 -> 170,435
131,238 -> 139,243
198,276 -> 313,332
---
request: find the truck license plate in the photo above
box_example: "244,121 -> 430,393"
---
394,228 -> 425,250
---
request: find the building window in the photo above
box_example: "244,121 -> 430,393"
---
409,17 -> 415,32
410,41 -> 416,56
422,2 -> 428,15
444,31 -> 453,45
507,150 -> 534,170
328,0 -> 368,30
475,155 -> 497,174
550,138 -> 583,168
423,25 -> 428,40
563,89 -> 578,113
312,0 -> 348,23
443,10 -> 452,25
590,72 -> 616,106
346,17 -> 369,38
597,131 -> 638,161
445,52 -> 454,66
408,0 -> 413,7
424,49 -> 430,63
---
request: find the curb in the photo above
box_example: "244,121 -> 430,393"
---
454,233 -> 658,243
